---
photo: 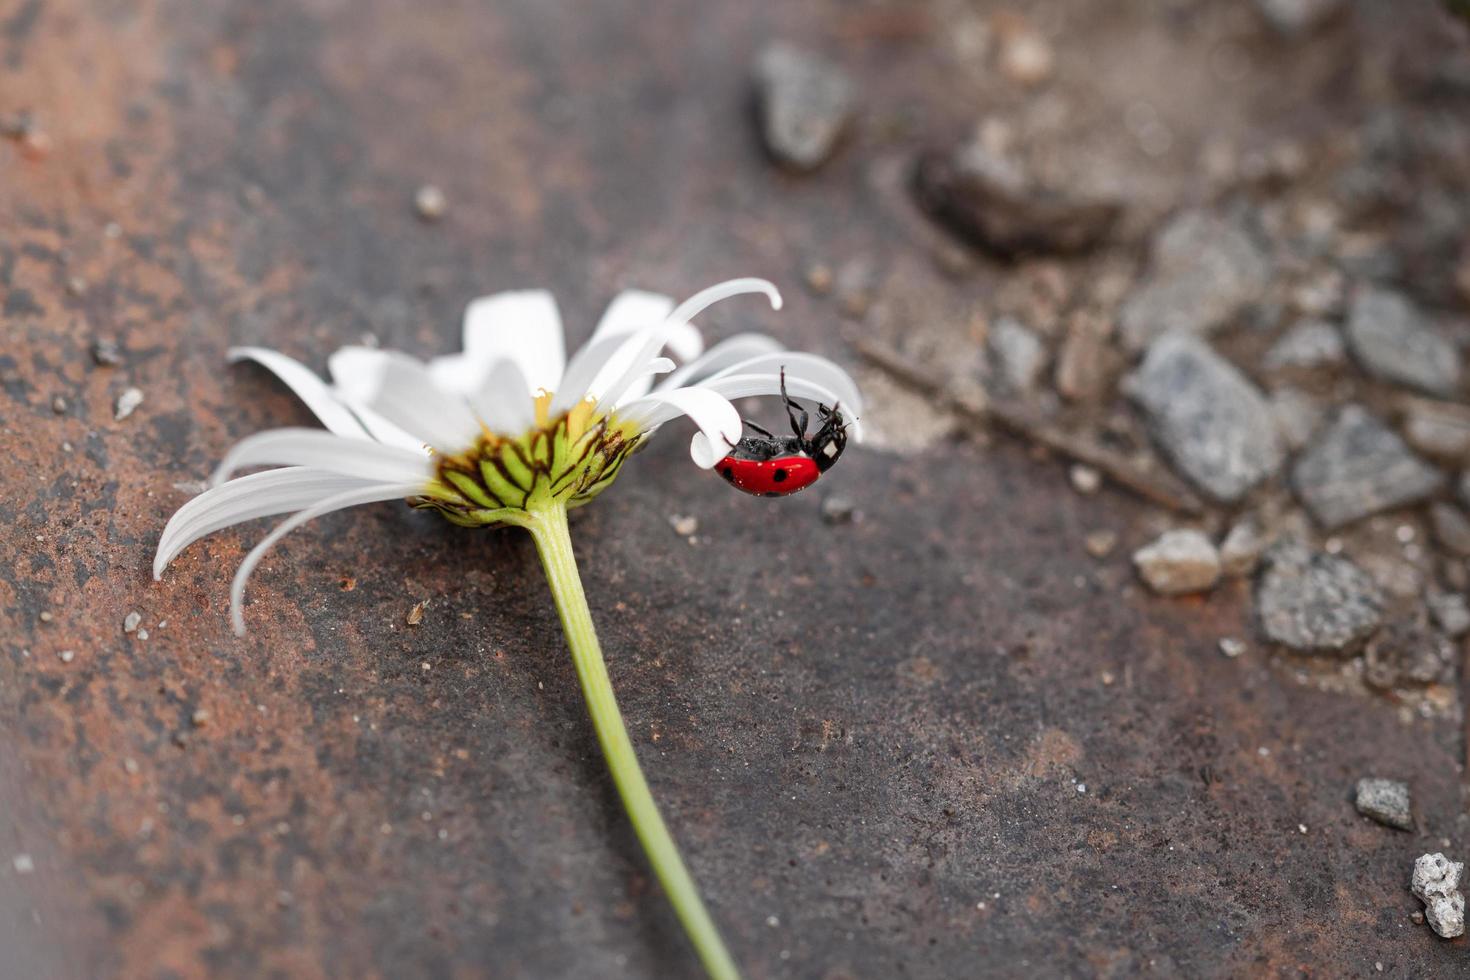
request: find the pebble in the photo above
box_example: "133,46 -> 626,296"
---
1412,853 -> 1466,939
996,22 -> 1054,87
804,263 -> 834,296
1268,387 -> 1325,451
1053,311 -> 1114,402
1124,334 -> 1284,504
11,854 -> 33,875
1363,618 -> 1455,690
1402,398 -> 1470,460
123,611 -> 141,633
1218,637 -> 1247,658
1069,464 -> 1101,495
820,495 -> 857,525
912,138 -> 1121,258
988,317 -> 1046,393
1430,503 -> 1470,557
1344,288 -> 1460,398
1290,406 -> 1443,530
1132,530 -> 1221,596
1254,539 -> 1382,654
1219,516 -> 1271,577
753,42 -> 854,173
1428,591 -> 1470,638
1355,778 -> 1412,830
191,709 -> 211,728
58,650 -> 75,663
1118,211 -> 1270,351
1083,530 -> 1118,558
1254,0 -> 1347,36
414,184 -> 447,222
50,395 -> 67,414
406,602 -> 425,626
114,387 -> 144,420
1263,319 -> 1344,370
668,514 -> 699,537
91,337 -> 123,367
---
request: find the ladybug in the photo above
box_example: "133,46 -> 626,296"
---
716,368 -> 849,497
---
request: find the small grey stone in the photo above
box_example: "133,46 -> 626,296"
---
1430,502 -> 1470,557
1124,334 -> 1284,503
1255,0 -> 1347,36
1403,398 -> 1470,460
1363,618 -> 1454,690
91,337 -> 123,366
1264,319 -> 1345,370
1132,530 -> 1221,596
1412,853 -> 1466,939
1269,386 -> 1325,451
754,42 -> 854,173
820,495 -> 857,525
1345,288 -> 1461,397
912,140 -> 1121,258
1355,778 -> 1412,831
123,611 -> 142,633
1291,406 -> 1443,529
988,317 -> 1046,393
1428,591 -> 1470,638
1220,516 -> 1271,577
114,386 -> 144,421
1119,211 -> 1270,351
1255,539 -> 1383,654
1218,637 -> 1247,658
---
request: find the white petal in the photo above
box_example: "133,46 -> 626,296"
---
229,481 -> 424,636
656,333 -> 785,392
467,358 -> 536,436
617,387 -> 742,469
227,347 -> 371,440
590,289 -> 698,357
550,332 -> 640,415
461,290 -> 566,394
329,347 -> 481,451
665,277 -> 783,326
705,352 -> 864,418
694,373 -> 863,441
155,467 -> 379,578
427,352 -> 487,397
211,428 -> 433,486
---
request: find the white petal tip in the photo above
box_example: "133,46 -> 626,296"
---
769,291 -> 784,311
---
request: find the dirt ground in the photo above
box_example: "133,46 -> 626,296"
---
4,0 -> 1470,976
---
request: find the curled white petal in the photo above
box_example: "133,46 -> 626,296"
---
211,428 -> 433,486
227,347 -> 371,440
462,290 -> 567,394
590,289 -> 701,360
618,387 -> 743,469
706,352 -> 864,419
657,333 -> 785,392
155,467 -> 381,578
230,482 -> 424,636
329,347 -> 481,451
665,277 -> 783,326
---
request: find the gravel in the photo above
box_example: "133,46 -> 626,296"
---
1124,334 -> 1284,504
1428,591 -> 1470,638
1263,319 -> 1345,370
912,138 -> 1121,258
988,317 -> 1046,393
1354,778 -> 1412,831
413,184 -> 447,221
1344,288 -> 1461,397
1429,502 -> 1470,557
1219,516 -> 1271,577
1412,853 -> 1466,939
1362,618 -> 1455,690
1132,530 -> 1221,596
1119,211 -> 1270,351
1268,387 -> 1325,451
1290,405 -> 1443,530
1402,398 -> 1470,460
114,387 -> 144,420
753,42 -> 854,173
1255,539 -> 1383,654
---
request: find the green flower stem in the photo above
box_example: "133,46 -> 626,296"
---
525,503 -> 740,980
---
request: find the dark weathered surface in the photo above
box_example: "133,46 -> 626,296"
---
3,1 -> 1470,977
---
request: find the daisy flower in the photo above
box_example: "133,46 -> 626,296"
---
154,276 -> 861,980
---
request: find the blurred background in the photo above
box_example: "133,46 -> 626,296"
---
3,0 -> 1470,976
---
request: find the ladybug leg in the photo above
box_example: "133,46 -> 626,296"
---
780,367 -> 808,440
744,419 -> 776,439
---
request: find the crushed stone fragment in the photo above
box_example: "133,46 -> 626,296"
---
753,42 -> 854,173
1345,288 -> 1460,398
1354,778 -> 1411,831
1291,405 -> 1443,530
1132,530 -> 1221,596
114,387 -> 144,420
1255,539 -> 1382,654
123,611 -> 141,633
1412,853 -> 1465,939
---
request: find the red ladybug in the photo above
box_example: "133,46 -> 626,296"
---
717,369 -> 849,497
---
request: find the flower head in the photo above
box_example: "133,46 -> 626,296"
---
155,277 -> 862,635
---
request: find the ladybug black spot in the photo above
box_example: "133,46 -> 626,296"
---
764,491 -> 779,498
773,468 -> 788,483
721,466 -> 734,481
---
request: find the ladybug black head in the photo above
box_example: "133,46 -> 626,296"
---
806,403 -> 848,473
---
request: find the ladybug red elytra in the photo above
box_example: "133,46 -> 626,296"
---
716,368 -> 849,497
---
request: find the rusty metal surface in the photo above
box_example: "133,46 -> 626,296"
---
2,0 -> 1468,977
